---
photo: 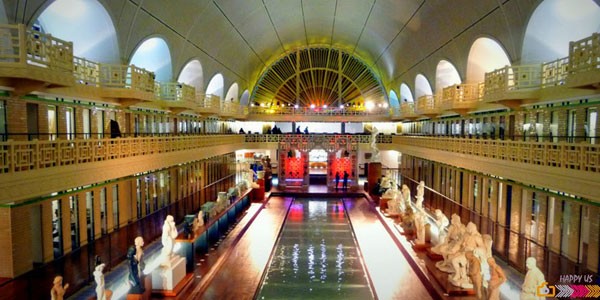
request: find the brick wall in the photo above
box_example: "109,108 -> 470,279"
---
0,207 -> 13,277
5,98 -> 27,141
10,206 -> 32,277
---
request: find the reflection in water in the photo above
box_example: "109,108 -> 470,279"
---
257,199 -> 373,299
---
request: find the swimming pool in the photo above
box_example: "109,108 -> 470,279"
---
256,198 -> 375,299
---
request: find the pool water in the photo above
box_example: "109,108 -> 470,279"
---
257,198 -> 374,299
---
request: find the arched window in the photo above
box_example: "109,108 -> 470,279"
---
400,83 -> 414,103
389,90 -> 400,108
225,83 -> 239,102
240,90 -> 250,106
435,60 -> 462,90
466,37 -> 511,82
36,0 -> 119,63
415,74 -> 433,99
129,37 -> 172,81
522,0 -> 600,63
178,59 -> 204,93
206,73 -> 225,99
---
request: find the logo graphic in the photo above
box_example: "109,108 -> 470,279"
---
537,282 -> 556,297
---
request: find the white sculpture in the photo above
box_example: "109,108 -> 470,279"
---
447,222 -> 485,288
370,126 -> 380,162
161,215 -> 178,265
520,257 -> 547,300
401,184 -> 411,209
433,209 -> 449,245
434,214 -> 465,270
415,181 -> 425,209
94,263 -> 111,300
384,182 -> 401,215
413,209 -> 427,245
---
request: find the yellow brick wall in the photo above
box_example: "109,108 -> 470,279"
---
5,98 -> 27,141
0,207 -> 13,277
10,206 -> 32,277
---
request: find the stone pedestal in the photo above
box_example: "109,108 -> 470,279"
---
366,162 -> 382,193
151,256 -> 186,291
126,275 -> 152,300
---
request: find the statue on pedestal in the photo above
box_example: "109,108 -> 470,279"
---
194,210 -> 204,230
370,126 -> 380,162
50,276 -> 69,300
434,214 -> 466,271
448,222 -> 484,287
94,263 -> 112,300
161,215 -> 178,266
520,257 -> 546,300
384,182 -> 401,215
415,181 -> 425,209
401,184 -> 411,209
433,209 -> 449,245
413,208 -> 427,245
487,257 -> 507,300
127,236 -> 145,293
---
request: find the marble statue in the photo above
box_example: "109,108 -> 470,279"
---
216,192 -> 228,213
384,182 -> 401,215
520,257 -> 546,300
487,257 -> 507,300
482,234 -> 493,258
447,222 -> 484,287
50,276 -> 69,300
432,213 -> 465,256
94,263 -> 111,300
466,250 -> 483,298
433,209 -> 449,245
370,126 -> 380,162
161,215 -> 178,265
413,208 -> 427,245
415,181 -> 425,209
127,236 -> 145,293
401,184 -> 411,209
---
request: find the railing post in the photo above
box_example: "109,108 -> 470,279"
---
17,24 -> 27,66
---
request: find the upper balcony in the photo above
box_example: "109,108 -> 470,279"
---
221,101 -> 248,119
415,94 -> 442,117
0,24 -> 74,95
440,83 -> 484,115
245,106 -> 390,122
566,33 -> 600,90
195,93 -> 221,116
151,82 -> 197,114
482,64 -> 542,108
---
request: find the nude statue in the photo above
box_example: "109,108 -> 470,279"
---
466,250 -> 483,298
370,126 -> 380,162
487,257 -> 507,300
50,276 -> 69,300
433,209 -> 449,245
520,257 -> 546,300
413,208 -> 427,244
432,213 -> 464,256
415,180 -> 425,209
161,215 -> 178,265
94,263 -> 112,300
401,184 -> 411,209
448,222 -> 485,287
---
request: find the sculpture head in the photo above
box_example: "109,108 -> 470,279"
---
466,222 -> 477,234
198,210 -> 203,219
166,215 -> 174,223
134,236 -> 144,248
53,276 -> 63,285
419,181 -> 425,187
526,257 -> 537,270
451,214 -> 461,225
434,209 -> 443,218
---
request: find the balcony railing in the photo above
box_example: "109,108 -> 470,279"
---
415,94 -> 441,116
195,93 -> 221,112
155,82 -> 195,102
0,135 -> 243,174
440,83 -> 483,111
484,64 -> 542,96
98,64 -> 154,93
569,32 -> 600,74
393,135 -> 600,173
248,106 -> 389,116
541,57 -> 569,88
243,133 -> 393,144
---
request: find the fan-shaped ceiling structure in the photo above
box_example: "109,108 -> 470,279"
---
252,47 -> 385,109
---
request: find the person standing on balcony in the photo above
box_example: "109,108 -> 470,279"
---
335,171 -> 340,191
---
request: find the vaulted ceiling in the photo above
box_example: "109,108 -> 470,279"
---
7,0 -> 538,93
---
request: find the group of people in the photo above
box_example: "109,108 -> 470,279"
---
334,170 -> 350,191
